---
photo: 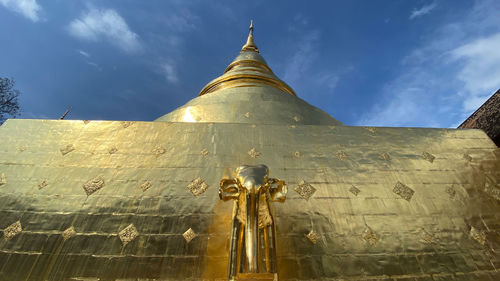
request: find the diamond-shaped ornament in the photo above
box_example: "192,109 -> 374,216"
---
140,181 -> 152,192
470,226 -> 486,245
119,224 -> 138,246
336,151 -> 348,161
62,226 -> 76,241
60,144 -> 75,156
379,152 -> 391,161
82,175 -> 105,196
393,181 -> 414,201
362,227 -> 380,246
187,177 -> 209,197
422,151 -> 435,163
183,228 -> 197,243
306,230 -> 321,244
200,149 -> 209,156
349,185 -> 361,196
38,179 -> 48,190
152,145 -> 166,156
108,147 -> 118,154
294,180 -> 316,200
3,221 -> 22,240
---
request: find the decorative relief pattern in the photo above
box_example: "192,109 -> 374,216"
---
152,145 -> 166,156
140,181 -> 152,192
362,227 -> 380,246
83,175 -> 105,196
119,224 -> 138,246
183,228 -> 197,243
62,226 -> 76,241
248,148 -> 261,158
393,181 -> 414,201
244,112 -> 251,118
83,120 -> 91,125
463,153 -> 472,162
470,227 -> 486,245
60,144 -> 75,156
38,179 -> 48,190
293,116 -> 301,122
422,151 -> 435,163
365,127 -> 377,134
379,152 -> 391,161
3,221 -> 22,240
108,147 -> 118,154
200,148 -> 209,156
294,180 -> 316,200
349,185 -> 361,196
0,173 -> 6,186
187,177 -> 209,197
294,151 -> 301,158
289,125 -> 296,129
306,230 -> 321,244
18,146 -> 28,152
121,121 -> 134,128
336,151 -> 348,161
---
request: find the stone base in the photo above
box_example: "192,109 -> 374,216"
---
234,272 -> 277,281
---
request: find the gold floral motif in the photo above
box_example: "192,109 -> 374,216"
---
183,228 -> 197,243
119,224 -> 138,246
38,179 -> 48,190
306,230 -> 321,244
108,147 -> 118,154
362,227 -> 380,246
293,116 -> 301,122
294,151 -> 301,158
200,148 -> 209,156
82,175 -> 105,196
365,127 -> 377,133
393,181 -> 414,201
244,112 -> 251,118
294,180 -> 316,200
60,144 -> 75,156
422,151 -> 435,163
140,181 -> 152,192
446,186 -> 456,199
187,177 -> 209,197
62,226 -> 76,241
470,226 -> 486,245
3,221 -> 22,240
349,185 -> 361,196
248,148 -> 261,158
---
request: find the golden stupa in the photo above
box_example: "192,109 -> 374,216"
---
0,22 -> 499,281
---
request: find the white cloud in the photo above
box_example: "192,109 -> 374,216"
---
450,33 -> 500,111
359,0 -> 500,128
162,62 -> 178,83
68,8 -> 141,53
77,50 -> 90,58
0,0 -> 42,22
409,2 -> 437,19
283,30 -> 319,87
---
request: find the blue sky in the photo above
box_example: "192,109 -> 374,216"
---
1,0 -> 499,127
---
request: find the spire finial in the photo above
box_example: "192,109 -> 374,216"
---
242,20 -> 259,53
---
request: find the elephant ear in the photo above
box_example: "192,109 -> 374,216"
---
268,178 -> 287,202
219,178 -> 240,201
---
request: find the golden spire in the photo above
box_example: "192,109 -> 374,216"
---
241,20 -> 259,53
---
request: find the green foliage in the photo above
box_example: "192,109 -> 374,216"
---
0,77 -> 20,123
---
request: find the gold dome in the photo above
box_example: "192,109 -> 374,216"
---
155,22 -> 343,126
